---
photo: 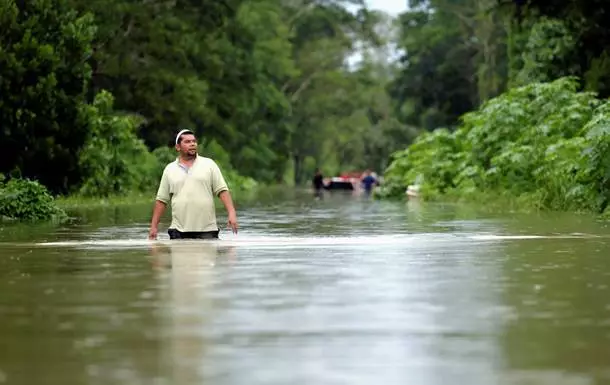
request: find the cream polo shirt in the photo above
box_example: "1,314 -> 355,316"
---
155,155 -> 229,232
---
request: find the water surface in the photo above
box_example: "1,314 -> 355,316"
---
1,190 -> 609,385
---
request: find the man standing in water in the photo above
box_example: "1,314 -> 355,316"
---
148,129 -> 238,240
312,168 -> 325,199
360,169 -> 377,196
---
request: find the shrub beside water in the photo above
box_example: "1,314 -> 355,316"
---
0,178 -> 67,222
76,91 -> 259,200
0,93 -> 258,221
379,77 -> 610,215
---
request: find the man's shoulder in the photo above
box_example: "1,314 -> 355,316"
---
197,155 -> 215,162
196,155 -> 219,168
163,159 -> 178,169
161,159 -> 179,174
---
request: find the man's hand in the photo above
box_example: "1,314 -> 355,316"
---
149,200 -> 167,240
148,226 -> 158,240
219,190 -> 238,234
227,212 -> 238,234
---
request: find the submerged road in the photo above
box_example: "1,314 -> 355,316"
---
0,190 -> 609,385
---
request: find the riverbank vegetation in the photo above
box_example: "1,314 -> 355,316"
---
380,78 -> 610,215
1,0 -> 411,221
3,0 -> 610,221
378,0 -> 610,217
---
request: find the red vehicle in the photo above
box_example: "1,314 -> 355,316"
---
325,171 -> 364,190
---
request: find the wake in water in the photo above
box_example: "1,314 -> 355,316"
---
10,232 -> 601,250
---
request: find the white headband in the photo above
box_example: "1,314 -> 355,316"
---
175,129 -> 193,145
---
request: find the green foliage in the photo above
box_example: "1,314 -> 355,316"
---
199,138 -> 258,192
151,146 -> 177,183
18,0 -> 610,216
514,18 -> 578,86
1,0 -> 421,201
380,128 -> 465,199
0,178 -> 67,222
77,91 -> 158,197
389,0 -> 507,131
507,0 -> 610,98
380,77 -> 610,214
0,0 -> 96,194
379,0 -> 610,215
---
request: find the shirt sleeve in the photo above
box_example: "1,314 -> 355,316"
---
210,160 -> 229,196
155,168 -> 171,203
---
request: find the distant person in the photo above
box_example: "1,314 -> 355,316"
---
312,168 -> 325,199
360,169 -> 377,196
148,129 -> 238,240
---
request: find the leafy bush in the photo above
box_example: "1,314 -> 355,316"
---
200,139 -> 258,192
0,0 -> 96,194
150,146 -> 177,182
380,77 -> 610,214
77,91 -> 158,197
75,92 -> 259,198
515,18 -> 578,86
0,178 -> 67,221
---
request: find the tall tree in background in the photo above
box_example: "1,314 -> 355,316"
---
500,0 -> 610,97
279,0 -> 388,182
0,0 -> 96,193
389,0 -> 508,132
65,0 -> 408,184
0,0 -> 434,191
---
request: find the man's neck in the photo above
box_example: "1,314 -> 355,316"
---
178,154 -> 196,165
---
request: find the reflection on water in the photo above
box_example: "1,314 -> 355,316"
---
150,242 -> 236,384
0,191 -> 609,385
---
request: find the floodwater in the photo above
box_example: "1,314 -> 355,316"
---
1,189 -> 609,385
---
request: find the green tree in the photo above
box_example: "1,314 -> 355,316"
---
0,0 -> 421,196
389,6 -> 478,131
0,0 -> 96,193
77,90 -> 158,197
280,0 -> 389,182
501,0 -> 610,97
381,77 -> 610,215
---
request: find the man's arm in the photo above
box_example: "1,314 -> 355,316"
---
149,200 -> 167,240
218,190 -> 238,234
149,168 -> 170,240
210,160 -> 238,234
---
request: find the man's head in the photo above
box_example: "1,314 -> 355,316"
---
175,129 -> 197,159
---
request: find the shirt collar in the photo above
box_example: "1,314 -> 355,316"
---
175,155 -> 198,172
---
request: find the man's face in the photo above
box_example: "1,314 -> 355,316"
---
176,134 -> 197,156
